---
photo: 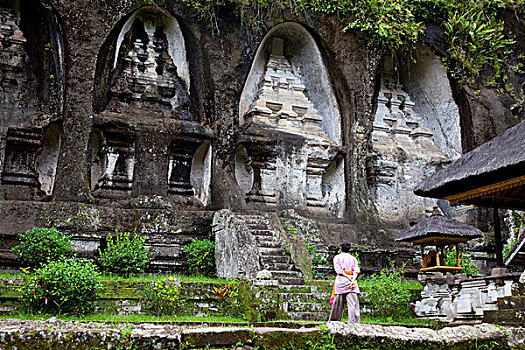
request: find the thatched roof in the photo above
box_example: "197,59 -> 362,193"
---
415,120 -> 525,201
396,207 -> 483,244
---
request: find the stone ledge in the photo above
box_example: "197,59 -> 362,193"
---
0,319 -> 523,349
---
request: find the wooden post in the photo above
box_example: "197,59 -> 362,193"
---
420,245 -> 425,268
493,207 -> 504,267
456,244 -> 460,267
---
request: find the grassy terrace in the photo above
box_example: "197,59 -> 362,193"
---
0,272 -> 427,326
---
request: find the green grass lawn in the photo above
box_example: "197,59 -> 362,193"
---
1,313 -> 431,326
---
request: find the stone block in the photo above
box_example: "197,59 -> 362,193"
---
182,327 -> 253,348
254,327 -> 321,349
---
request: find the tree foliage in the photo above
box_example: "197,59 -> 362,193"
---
177,0 -> 524,104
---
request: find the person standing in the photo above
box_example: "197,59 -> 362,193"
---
328,241 -> 360,324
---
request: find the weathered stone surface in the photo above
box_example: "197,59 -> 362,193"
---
256,269 -> 272,279
1,319 -> 524,349
368,51 -> 457,228
213,209 -> 260,280
0,319 -> 182,350
327,322 -> 513,349
254,327 -> 321,349
182,327 -> 253,348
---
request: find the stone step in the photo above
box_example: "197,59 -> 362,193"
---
256,240 -> 282,249
497,296 -> 525,310
245,223 -> 270,230
262,262 -> 293,271
259,247 -> 285,256
253,235 -> 278,242
283,302 -> 328,313
242,218 -> 270,225
240,215 -> 267,220
286,311 -> 328,321
278,278 -> 305,286
280,293 -> 331,303
260,255 -> 290,264
270,270 -> 302,279
251,229 -> 273,236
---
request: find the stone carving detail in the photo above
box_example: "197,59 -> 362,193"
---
415,272 -> 517,322
239,37 -> 343,215
106,14 -> 190,117
0,129 -> 41,186
0,9 -> 32,118
0,125 -> 60,197
245,38 -> 323,132
368,56 -> 452,224
372,59 -> 434,141
168,140 -> 200,195
92,130 -> 135,192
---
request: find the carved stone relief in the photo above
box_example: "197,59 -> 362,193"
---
0,124 -> 61,197
0,8 -> 36,125
91,129 -> 135,193
104,9 -> 190,118
238,34 -> 345,217
167,139 -> 204,196
368,55 -> 458,225
0,128 -> 40,186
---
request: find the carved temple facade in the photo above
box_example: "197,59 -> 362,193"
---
0,0 -> 515,273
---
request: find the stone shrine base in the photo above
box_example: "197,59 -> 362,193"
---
415,270 -> 524,323
0,318 -> 524,349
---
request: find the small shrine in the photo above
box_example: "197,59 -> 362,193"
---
396,206 -> 483,272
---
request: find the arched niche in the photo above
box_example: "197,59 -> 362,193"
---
237,23 -> 345,216
397,47 -> 462,158
368,46 -> 461,226
0,0 -> 64,200
94,6 -> 191,118
190,140 -> 212,206
239,22 -> 341,143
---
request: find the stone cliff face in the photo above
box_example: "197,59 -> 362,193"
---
0,0 -> 522,272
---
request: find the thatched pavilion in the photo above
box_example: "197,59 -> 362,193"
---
396,207 -> 483,272
415,120 -> 525,266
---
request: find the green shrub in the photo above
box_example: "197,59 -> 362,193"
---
19,258 -> 101,315
362,265 -> 412,320
182,238 -> 216,276
98,229 -> 153,276
11,227 -> 74,267
445,246 -> 480,277
141,276 -> 184,316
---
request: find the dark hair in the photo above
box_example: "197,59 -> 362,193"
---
341,241 -> 351,253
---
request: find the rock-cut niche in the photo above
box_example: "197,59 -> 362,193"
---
96,6 -> 191,119
237,23 -> 345,217
0,0 -> 64,200
368,48 -> 462,226
91,7 -> 210,205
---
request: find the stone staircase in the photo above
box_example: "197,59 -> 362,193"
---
240,214 -> 304,286
279,283 -> 331,321
239,214 -> 331,321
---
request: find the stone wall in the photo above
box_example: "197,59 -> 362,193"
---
0,0 -> 522,271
